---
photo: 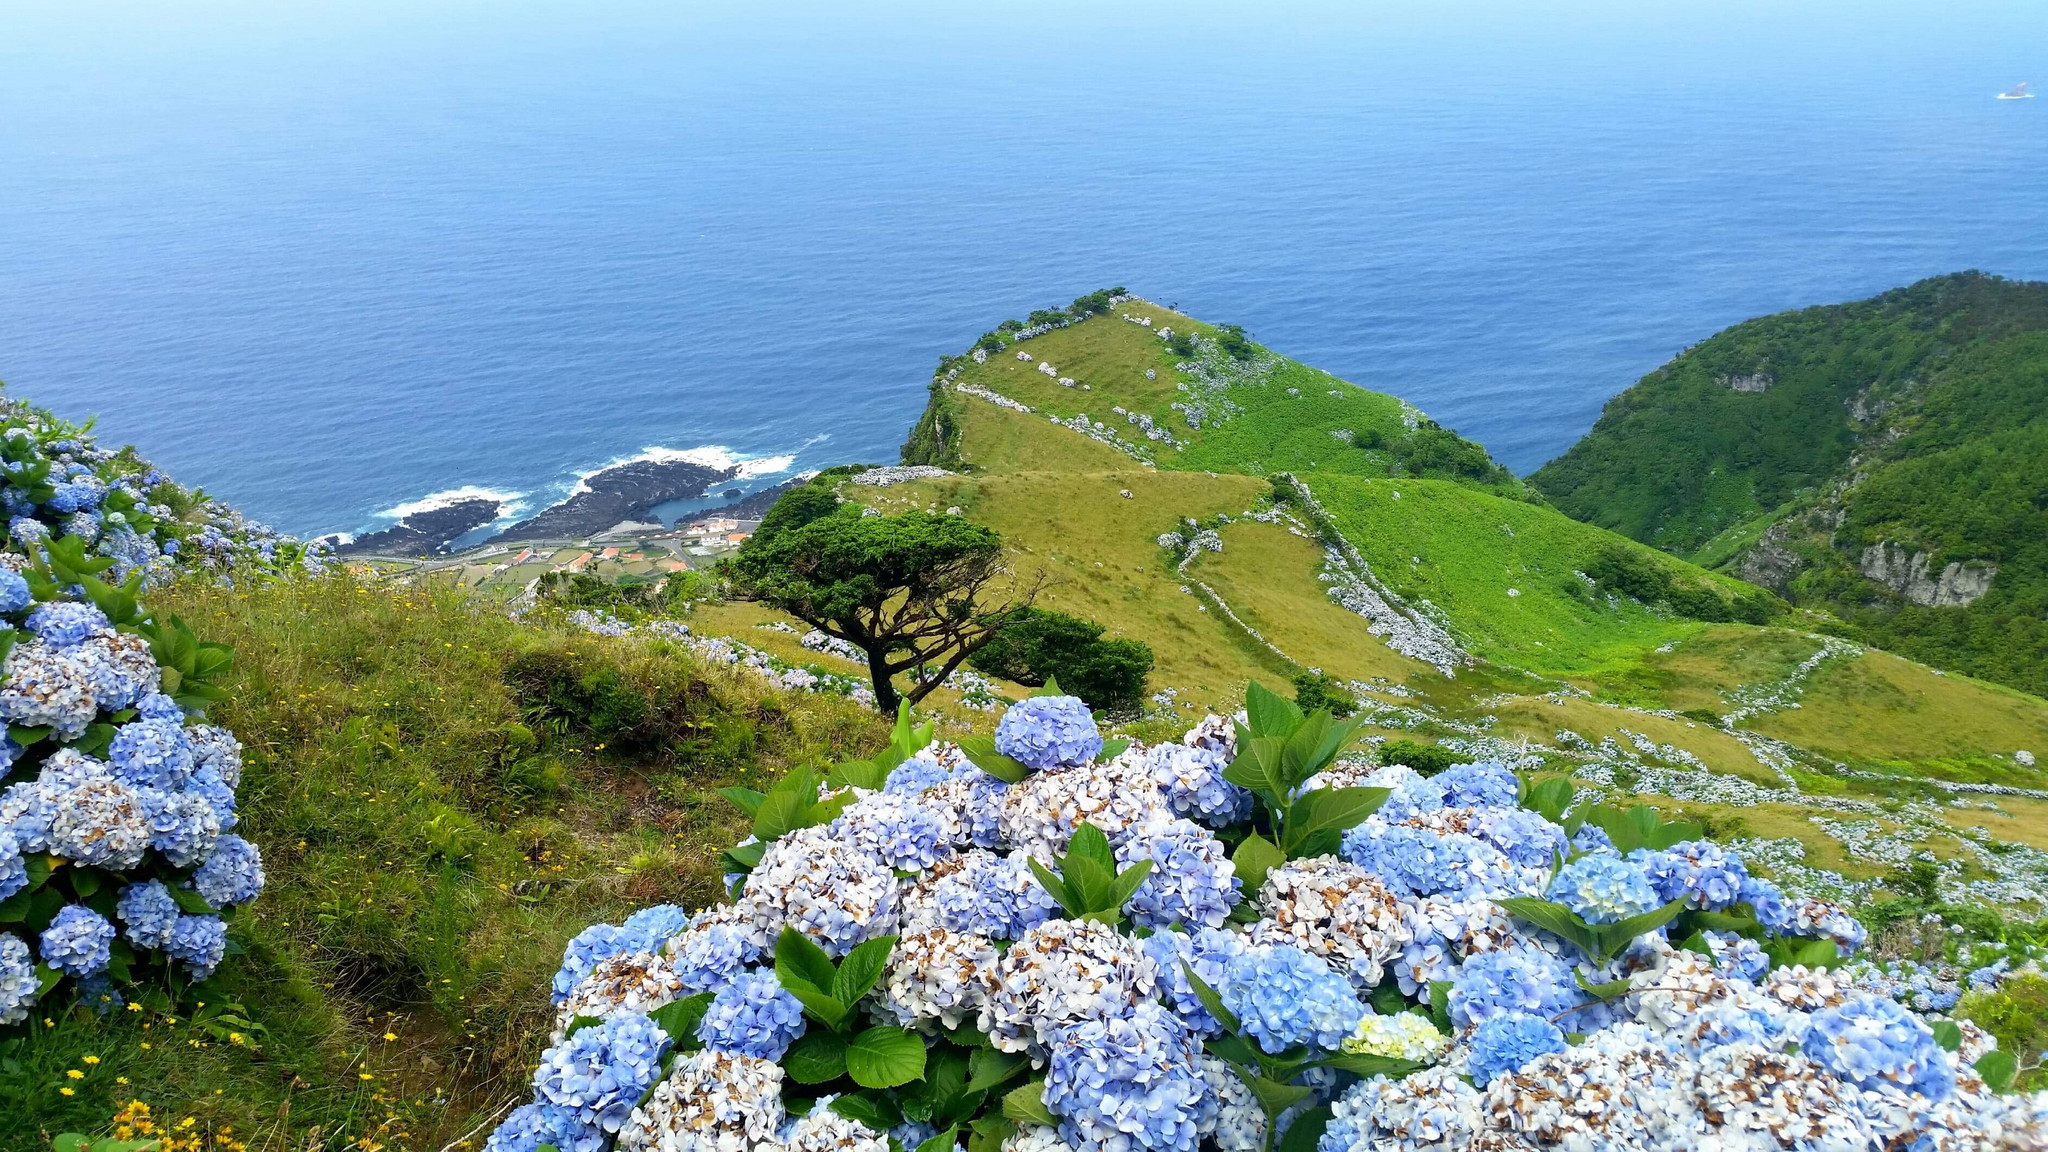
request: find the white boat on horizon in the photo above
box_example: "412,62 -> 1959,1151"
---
1998,81 -> 2034,100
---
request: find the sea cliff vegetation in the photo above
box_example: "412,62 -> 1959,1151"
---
1530,271 -> 2048,696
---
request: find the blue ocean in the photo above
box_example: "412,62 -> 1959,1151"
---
2,1 -> 2043,538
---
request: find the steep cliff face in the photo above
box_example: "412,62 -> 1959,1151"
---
1532,272 -> 2048,695
1858,541 -> 1998,608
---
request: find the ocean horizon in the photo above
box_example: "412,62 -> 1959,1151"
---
2,0 -> 2044,538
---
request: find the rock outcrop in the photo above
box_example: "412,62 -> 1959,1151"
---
338,498 -> 502,556
1859,541 -> 1997,607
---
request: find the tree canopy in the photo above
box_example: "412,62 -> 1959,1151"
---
723,490 -> 1035,712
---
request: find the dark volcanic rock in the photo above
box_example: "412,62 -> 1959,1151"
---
340,499 -> 502,556
496,457 -> 738,541
690,478 -> 806,522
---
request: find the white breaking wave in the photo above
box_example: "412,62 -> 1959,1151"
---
377,485 -> 528,520
736,453 -> 797,479
568,445 -> 797,495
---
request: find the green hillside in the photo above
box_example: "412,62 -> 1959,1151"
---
873,291 -> 2048,805
1528,272 -> 2048,695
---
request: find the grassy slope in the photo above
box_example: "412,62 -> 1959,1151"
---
847,296 -> 2048,912
7,575 -> 882,1150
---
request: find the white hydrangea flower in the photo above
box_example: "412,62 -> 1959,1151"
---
1198,1054 -> 1264,1152
999,1126 -> 1082,1152
874,927 -> 998,1030
1483,1023 -> 1702,1148
740,824 -> 898,957
999,755 -> 1170,862
1324,1065 -> 1487,1151
554,949 -> 689,1042
1761,964 -> 1849,1012
981,918 -> 1157,1054
782,1102 -> 888,1152
617,1050 -> 785,1152
1690,1044 -> 1874,1149
1251,856 -> 1412,988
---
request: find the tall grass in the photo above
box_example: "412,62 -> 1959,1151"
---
7,573 -> 882,1151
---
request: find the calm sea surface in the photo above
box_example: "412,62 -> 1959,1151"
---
2,1 -> 2044,536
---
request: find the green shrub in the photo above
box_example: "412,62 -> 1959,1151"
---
1378,737 -> 1465,776
1959,972 -> 2048,1091
969,607 -> 1153,711
1291,670 -> 1358,718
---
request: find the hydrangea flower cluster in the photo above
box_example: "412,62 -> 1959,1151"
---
1546,851 -> 1662,924
0,396 -> 288,1024
490,696 -> 2047,1152
994,695 -> 1102,771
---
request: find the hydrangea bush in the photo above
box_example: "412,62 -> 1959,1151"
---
0,393 -> 284,1026
489,684 -> 2048,1152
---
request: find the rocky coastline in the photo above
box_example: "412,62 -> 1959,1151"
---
491,456 -> 738,542
335,497 -> 503,556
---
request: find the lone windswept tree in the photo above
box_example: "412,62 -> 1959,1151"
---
722,484 -> 1038,712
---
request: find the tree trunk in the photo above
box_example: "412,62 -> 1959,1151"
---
865,646 -> 900,714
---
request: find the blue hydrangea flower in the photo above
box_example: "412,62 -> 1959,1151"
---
1220,944 -> 1365,1054
135,691 -> 185,723
1433,761 -> 1519,810
1546,853 -> 1660,925
667,919 -> 764,995
116,879 -> 182,950
994,696 -> 1102,771
1342,823 -> 1509,900
484,1102 -> 603,1152
886,751 -> 963,794
1689,1002 -> 1790,1051
1142,926 -> 1246,1037
40,905 -> 116,977
1144,742 -> 1251,828
1570,822 -> 1614,854
0,933 -> 36,1025
186,770 -> 239,830
108,717 -> 196,790
829,791 -> 949,871
1467,807 -> 1568,868
917,849 -> 1058,939
1636,840 -> 1748,910
0,829 -> 25,904
533,1011 -> 673,1133
1364,765 -> 1443,821
24,601 -> 110,648
696,969 -> 806,1060
1803,995 -> 1955,1100
165,914 -> 228,979
620,904 -> 694,947
1969,958 -> 2011,990
1467,1011 -> 1567,1084
1044,1000 -> 1210,1152
1739,875 -> 1790,932
0,568 -> 29,614
1447,945 -> 1584,1028
142,788 -> 219,867
47,477 -> 105,513
1116,818 -> 1241,929
9,516 -> 48,544
1704,931 -> 1770,982
553,922 -> 646,1004
191,834 -> 264,907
